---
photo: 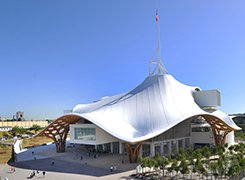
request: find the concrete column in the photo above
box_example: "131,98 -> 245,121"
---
102,144 -> 105,151
119,142 -> 122,154
150,143 -> 155,157
168,142 -> 171,155
139,144 -> 143,156
110,142 -> 113,153
160,142 -> 164,155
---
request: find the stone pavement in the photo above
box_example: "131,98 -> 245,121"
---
0,163 -> 136,180
0,141 -> 138,180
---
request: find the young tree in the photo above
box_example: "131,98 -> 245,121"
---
209,162 -> 218,180
172,159 -> 179,177
227,158 -> 241,179
195,158 -> 206,179
217,155 -> 228,179
202,146 -> 211,159
179,158 -> 189,178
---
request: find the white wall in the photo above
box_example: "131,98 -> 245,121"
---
70,124 -> 118,145
190,125 -> 215,145
193,90 -> 221,107
96,126 -> 118,144
191,131 -> 215,145
225,131 -> 234,146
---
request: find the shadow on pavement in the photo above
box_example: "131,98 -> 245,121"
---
10,158 -> 123,177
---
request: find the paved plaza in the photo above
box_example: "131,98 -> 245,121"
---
0,142 -> 138,180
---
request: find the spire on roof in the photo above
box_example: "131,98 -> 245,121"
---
149,9 -> 168,76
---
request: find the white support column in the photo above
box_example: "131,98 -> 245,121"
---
160,142 -> 164,155
168,142 -> 171,155
102,144 -> 105,151
110,142 -> 113,153
139,144 -> 143,156
119,142 -> 122,154
150,143 -> 155,157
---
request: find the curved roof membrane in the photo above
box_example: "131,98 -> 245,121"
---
62,74 -> 240,143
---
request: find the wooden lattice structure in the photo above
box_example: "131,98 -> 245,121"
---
202,115 -> 235,145
37,115 -> 81,152
126,142 -> 142,163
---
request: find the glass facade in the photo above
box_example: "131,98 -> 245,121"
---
74,128 -> 96,141
142,144 -> 150,157
192,126 -> 210,132
154,143 -> 161,155
171,141 -> 177,154
163,142 -> 169,155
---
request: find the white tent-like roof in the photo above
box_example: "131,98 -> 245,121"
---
68,74 -> 240,143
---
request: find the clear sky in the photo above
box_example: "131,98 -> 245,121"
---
0,0 -> 245,120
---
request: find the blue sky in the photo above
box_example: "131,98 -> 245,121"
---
0,1 -> 245,120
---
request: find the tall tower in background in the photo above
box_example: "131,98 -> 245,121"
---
16,111 -> 24,121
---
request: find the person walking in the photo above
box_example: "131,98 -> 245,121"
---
10,166 -> 15,173
42,171 -> 46,177
110,165 -> 114,172
51,160 -> 54,166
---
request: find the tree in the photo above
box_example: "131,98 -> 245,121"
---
11,126 -> 27,136
202,146 -> 211,159
172,159 -> 179,177
227,158 -> 241,179
29,125 -> 43,134
217,155 -> 228,179
179,158 -> 189,178
152,154 -> 167,179
195,158 -> 206,179
228,145 -> 235,154
209,162 -> 218,180
166,155 -> 173,178
194,149 -> 203,160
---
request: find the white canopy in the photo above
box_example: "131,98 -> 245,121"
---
67,74 -> 240,143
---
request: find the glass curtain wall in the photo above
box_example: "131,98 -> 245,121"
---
74,128 -> 96,141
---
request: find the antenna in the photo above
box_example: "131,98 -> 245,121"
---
149,9 -> 168,76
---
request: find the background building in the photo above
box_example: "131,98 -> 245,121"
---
0,120 -> 48,131
16,111 -> 24,121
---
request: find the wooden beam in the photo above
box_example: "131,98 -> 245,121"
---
126,142 -> 142,163
202,115 -> 233,145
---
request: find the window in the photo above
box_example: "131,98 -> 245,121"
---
74,128 -> 96,141
192,127 -> 210,132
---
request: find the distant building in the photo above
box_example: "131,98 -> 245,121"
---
230,114 -> 245,133
230,114 -> 245,124
16,111 -> 24,121
0,120 -> 48,131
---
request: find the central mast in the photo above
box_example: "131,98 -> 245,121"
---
149,9 -> 168,76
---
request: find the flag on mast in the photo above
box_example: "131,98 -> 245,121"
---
156,9 -> 159,22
